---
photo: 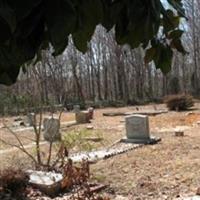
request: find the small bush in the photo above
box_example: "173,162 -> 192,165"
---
164,94 -> 194,111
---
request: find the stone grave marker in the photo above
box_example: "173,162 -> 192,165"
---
88,107 -> 94,119
75,111 -> 90,124
27,113 -> 36,126
121,114 -> 160,144
43,117 -> 61,142
73,105 -> 80,113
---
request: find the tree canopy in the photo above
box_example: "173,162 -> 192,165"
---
0,0 -> 186,85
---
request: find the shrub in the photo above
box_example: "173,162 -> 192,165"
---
164,94 -> 194,111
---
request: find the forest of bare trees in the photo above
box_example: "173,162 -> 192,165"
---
0,0 -> 199,114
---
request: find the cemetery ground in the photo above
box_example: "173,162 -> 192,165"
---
0,102 -> 200,199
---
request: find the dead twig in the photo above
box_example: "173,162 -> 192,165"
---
1,122 -> 38,166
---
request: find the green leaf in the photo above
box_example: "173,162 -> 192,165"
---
153,43 -> 173,73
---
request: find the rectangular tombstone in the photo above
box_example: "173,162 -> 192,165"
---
75,111 -> 90,124
27,113 -> 36,126
43,117 -> 61,142
73,105 -> 80,113
121,114 -> 160,144
126,114 -> 150,140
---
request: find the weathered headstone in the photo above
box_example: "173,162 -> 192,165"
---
75,111 -> 90,124
27,113 -> 36,126
121,114 -> 160,144
88,107 -> 94,119
43,117 -> 61,142
73,105 -> 80,113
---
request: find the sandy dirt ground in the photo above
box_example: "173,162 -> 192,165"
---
0,103 -> 200,199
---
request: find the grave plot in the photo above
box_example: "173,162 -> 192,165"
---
0,103 -> 200,200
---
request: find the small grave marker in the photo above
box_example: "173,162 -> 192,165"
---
88,107 -> 94,119
75,111 -> 90,124
73,105 -> 80,113
27,113 -> 36,126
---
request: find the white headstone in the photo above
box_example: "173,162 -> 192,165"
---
43,118 -> 61,142
122,114 -> 160,144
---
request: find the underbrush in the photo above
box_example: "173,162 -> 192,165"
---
164,94 -> 194,111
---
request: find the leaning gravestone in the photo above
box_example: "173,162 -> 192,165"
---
43,118 -> 61,142
121,114 -> 160,144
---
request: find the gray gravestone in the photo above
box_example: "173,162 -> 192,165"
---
121,114 -> 160,144
27,113 -> 36,126
43,118 -> 61,142
73,105 -> 80,113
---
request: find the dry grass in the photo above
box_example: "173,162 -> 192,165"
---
0,103 -> 200,199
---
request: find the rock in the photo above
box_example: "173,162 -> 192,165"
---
86,125 -> 94,130
186,112 -> 194,116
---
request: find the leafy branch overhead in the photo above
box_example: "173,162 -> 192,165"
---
0,0 -> 186,85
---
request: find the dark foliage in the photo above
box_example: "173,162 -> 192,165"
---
0,0 -> 186,85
